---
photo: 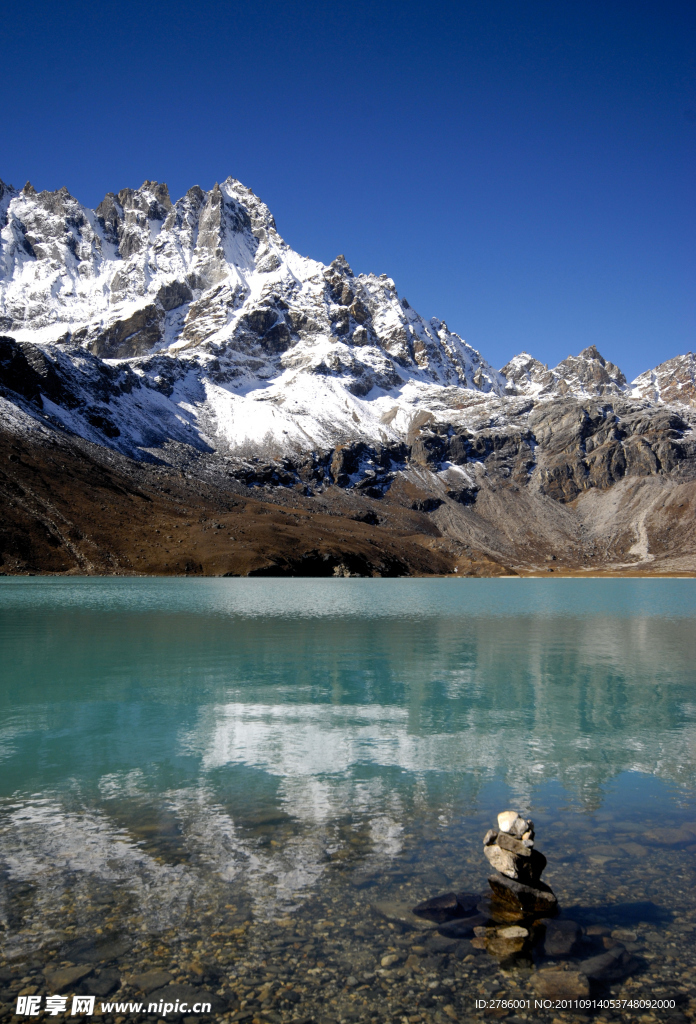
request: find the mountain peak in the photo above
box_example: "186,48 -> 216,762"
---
578,344 -> 604,362
0,174 -> 509,453
502,346 -> 626,398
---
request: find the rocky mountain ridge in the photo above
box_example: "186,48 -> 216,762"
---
0,176 -> 694,576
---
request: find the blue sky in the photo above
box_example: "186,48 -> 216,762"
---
2,0 -> 694,380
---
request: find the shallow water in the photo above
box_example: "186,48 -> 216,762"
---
1,578 -> 696,1023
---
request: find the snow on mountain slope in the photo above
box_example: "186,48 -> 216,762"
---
630,352 -> 696,407
0,176 -> 509,457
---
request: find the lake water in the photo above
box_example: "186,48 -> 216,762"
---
1,578 -> 696,1023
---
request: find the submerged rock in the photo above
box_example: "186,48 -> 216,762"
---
372,900 -> 438,930
44,964 -> 93,993
577,944 -> 642,982
542,918 -> 581,957
412,890 -> 480,924
484,924 -> 530,959
145,984 -> 227,1018
438,914 -> 489,937
129,970 -> 174,994
532,968 -> 590,1000
81,970 -> 120,997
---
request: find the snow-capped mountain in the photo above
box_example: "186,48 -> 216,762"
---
1,175 -> 695,578
501,346 -> 696,407
1,176 -> 695,462
500,346 -> 627,399
0,176 -> 510,458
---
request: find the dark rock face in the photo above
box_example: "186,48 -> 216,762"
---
95,192 -> 124,247
0,335 -> 60,405
531,401 -> 691,502
410,432 -> 449,467
350,297 -> 370,324
0,335 -> 205,457
260,319 -> 292,354
157,279 -> 193,312
329,441 -> 406,491
360,395 -> 694,512
83,303 -> 164,358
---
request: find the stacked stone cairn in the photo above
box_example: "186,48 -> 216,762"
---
483,810 -> 558,922
407,809 -> 643,993
470,810 -> 557,964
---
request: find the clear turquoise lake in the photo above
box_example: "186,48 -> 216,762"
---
1,578 -> 695,1022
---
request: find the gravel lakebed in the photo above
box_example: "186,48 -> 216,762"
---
2,800 -> 696,1024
